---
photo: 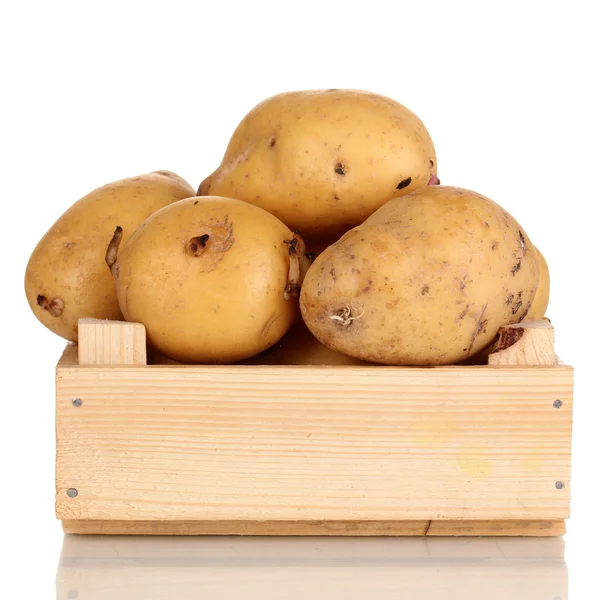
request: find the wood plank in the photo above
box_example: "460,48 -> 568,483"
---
427,519 -> 565,536
488,319 -> 555,366
59,530 -> 566,558
56,364 -> 573,522
61,518 -> 565,536
77,318 -> 147,365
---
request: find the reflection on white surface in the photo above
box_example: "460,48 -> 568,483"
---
57,535 -> 567,599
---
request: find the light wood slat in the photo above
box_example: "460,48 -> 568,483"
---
61,518 -> 565,536
77,318 -> 147,366
59,531 -> 567,557
56,361 -> 572,522
427,519 -> 565,536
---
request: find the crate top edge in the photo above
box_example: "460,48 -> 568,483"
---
57,344 -> 574,373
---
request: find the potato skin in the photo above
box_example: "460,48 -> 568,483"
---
199,89 -> 437,241
300,186 -> 540,365
25,171 -> 195,341
524,246 -> 550,320
113,197 -> 307,364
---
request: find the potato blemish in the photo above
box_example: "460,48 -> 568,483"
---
187,219 -> 235,272
511,258 -> 522,276
511,291 -> 524,315
36,295 -> 64,317
467,303 -> 488,353
187,234 -> 210,256
519,230 -> 527,253
334,162 -> 346,176
396,177 -> 412,190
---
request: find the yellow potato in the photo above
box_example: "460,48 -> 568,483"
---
524,246 -> 550,320
239,319 -> 369,366
300,186 -> 540,365
25,171 -> 195,341
109,197 -> 310,364
199,89 -> 438,241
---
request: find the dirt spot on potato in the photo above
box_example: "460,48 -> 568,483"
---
334,162 -> 346,176
491,241 -> 498,251
268,135 -> 277,148
330,267 -> 337,281
511,259 -> 522,276
457,304 -> 470,321
510,291 -> 524,314
421,284 -> 430,295
396,177 -> 412,190
37,295 -> 64,317
518,297 -> 533,322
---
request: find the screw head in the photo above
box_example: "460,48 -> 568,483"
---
553,400 -> 563,409
67,488 -> 78,498
555,481 -> 565,490
72,398 -> 82,407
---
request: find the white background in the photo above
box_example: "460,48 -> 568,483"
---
1,1 -> 598,598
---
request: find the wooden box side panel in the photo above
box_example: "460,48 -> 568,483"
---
56,364 -> 573,522
61,518 -> 567,537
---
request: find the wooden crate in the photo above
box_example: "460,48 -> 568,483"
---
56,318 -> 573,536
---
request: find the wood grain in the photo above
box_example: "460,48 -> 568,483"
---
78,318 -> 147,366
61,518 -> 565,536
488,319 -> 555,366
427,519 -> 565,536
56,359 -> 573,522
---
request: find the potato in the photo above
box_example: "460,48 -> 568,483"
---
524,246 -> 550,320
25,171 -> 195,341
199,89 -> 438,241
239,319 -> 369,366
300,186 -> 540,365
108,197 -> 310,364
